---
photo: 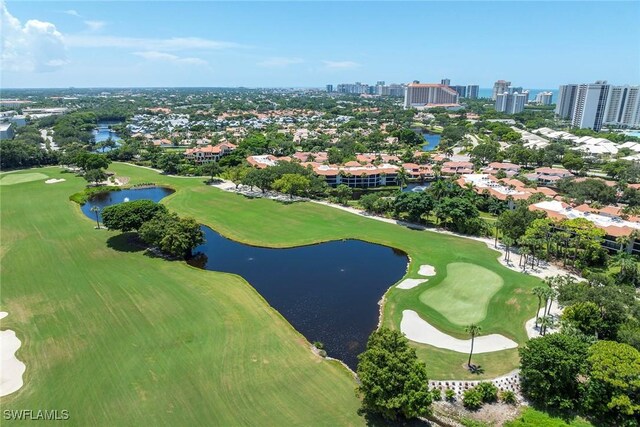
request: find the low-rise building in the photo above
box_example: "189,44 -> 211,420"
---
483,162 -> 522,177
525,167 -> 574,186
457,174 -> 557,205
530,200 -> 640,254
442,161 -> 474,175
184,142 -> 237,164
0,123 -> 15,140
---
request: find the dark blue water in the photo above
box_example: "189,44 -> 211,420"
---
81,187 -> 174,222
81,188 -> 409,369
422,132 -> 441,151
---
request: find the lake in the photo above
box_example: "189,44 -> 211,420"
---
80,187 -> 175,222
94,121 -> 123,152
80,188 -> 409,369
422,132 -> 441,151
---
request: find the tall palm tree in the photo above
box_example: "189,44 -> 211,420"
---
465,324 -> 481,368
90,206 -> 101,229
396,168 -> 408,189
539,316 -> 554,336
532,286 -> 547,329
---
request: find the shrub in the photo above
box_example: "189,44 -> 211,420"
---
476,382 -> 498,403
313,341 -> 324,350
500,390 -> 517,405
431,388 -> 442,401
462,388 -> 483,410
445,389 -> 456,402
318,349 -> 327,358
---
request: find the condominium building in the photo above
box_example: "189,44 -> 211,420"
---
603,85 -> 640,127
452,85 -> 467,97
555,84 -> 579,119
466,85 -> 480,99
571,81 -> 610,131
492,80 -> 511,100
535,91 -> 553,105
326,84 -> 333,93
184,142 -> 237,164
403,82 -> 459,108
441,78 -> 451,86
495,92 -> 527,114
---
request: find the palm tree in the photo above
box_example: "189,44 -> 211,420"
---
90,206 -> 101,229
465,324 -> 481,368
539,315 -> 554,336
616,235 -> 631,253
396,168 -> 408,189
502,236 -> 514,263
532,286 -> 547,329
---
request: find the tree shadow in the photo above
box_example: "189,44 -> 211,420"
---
361,411 -> 432,427
468,364 -> 485,375
106,232 -> 146,253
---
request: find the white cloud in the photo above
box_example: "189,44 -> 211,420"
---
1,3 -> 67,72
322,60 -> 361,69
64,9 -> 81,18
66,35 -> 245,51
84,20 -> 106,32
133,51 -> 207,66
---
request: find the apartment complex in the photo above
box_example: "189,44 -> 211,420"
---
466,85 -> 480,99
495,92 -> 527,114
535,91 -> 553,105
556,81 -> 640,130
334,81 -> 405,96
403,82 -> 459,108
184,142 -> 237,164
492,80 -> 511,100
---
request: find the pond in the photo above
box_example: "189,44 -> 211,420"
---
402,182 -> 431,193
421,132 -> 441,151
80,188 -> 409,369
80,187 -> 175,222
94,121 -> 123,152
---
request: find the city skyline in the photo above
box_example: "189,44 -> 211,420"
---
2,1 -> 639,89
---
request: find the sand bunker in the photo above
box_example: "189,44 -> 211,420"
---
0,312 -> 26,397
400,310 -> 517,353
396,278 -> 428,290
45,178 -> 66,184
418,265 -> 436,276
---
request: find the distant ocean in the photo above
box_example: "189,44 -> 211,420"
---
478,88 -> 559,101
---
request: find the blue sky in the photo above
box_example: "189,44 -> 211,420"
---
2,1 -> 639,88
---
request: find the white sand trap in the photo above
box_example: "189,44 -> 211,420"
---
397,278 -> 428,290
0,312 -> 26,397
400,310 -> 517,353
45,178 -> 65,184
418,265 -> 436,276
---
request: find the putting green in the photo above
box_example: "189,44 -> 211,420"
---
0,172 -> 49,186
419,262 -> 504,326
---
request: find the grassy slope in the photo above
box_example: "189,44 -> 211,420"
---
109,163 -> 541,380
0,168 -> 362,426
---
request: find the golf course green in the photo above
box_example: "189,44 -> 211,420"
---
1,163 -> 542,424
419,263 -> 504,326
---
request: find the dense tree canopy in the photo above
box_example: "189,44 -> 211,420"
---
356,328 -> 432,421
101,200 -> 168,232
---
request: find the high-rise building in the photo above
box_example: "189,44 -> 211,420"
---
466,85 -> 480,99
556,84 -> 579,119
495,92 -> 527,114
452,85 -> 467,97
404,83 -> 459,108
603,86 -> 640,128
571,81 -> 610,131
492,80 -> 511,100
326,84 -> 333,93
535,91 -> 553,105
441,78 -> 451,86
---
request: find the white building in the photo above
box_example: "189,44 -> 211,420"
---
492,80 -> 511,100
466,85 -> 480,99
0,123 -> 15,140
403,83 -> 459,108
571,81 -> 610,131
535,91 -> 553,105
556,84 -> 579,119
495,92 -> 526,114
603,86 -> 640,128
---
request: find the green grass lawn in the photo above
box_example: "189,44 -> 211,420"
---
0,172 -> 49,186
505,408 -> 593,427
419,263 -> 504,326
1,162 -> 543,424
0,167 -> 362,426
